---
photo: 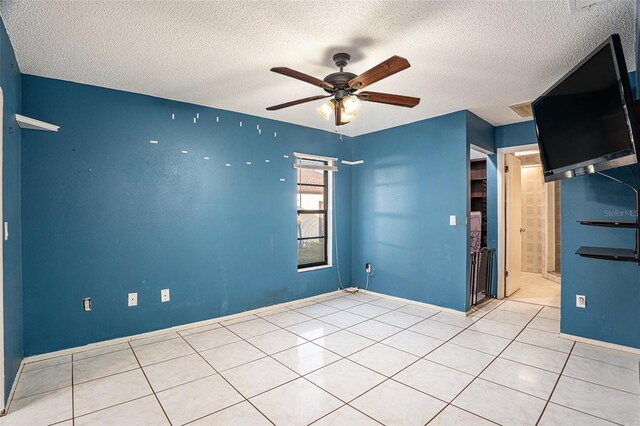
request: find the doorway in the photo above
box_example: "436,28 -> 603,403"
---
499,146 -> 560,307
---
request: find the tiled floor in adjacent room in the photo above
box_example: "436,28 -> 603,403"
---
2,291 -> 638,425
508,272 -> 561,308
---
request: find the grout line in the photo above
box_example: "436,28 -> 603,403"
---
127,342 -> 173,426
535,341 -> 576,426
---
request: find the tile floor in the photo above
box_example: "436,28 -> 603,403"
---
2,291 -> 639,426
508,272 -> 561,308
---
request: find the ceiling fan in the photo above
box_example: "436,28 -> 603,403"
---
266,53 -> 420,125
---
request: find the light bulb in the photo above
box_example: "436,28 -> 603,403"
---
340,109 -> 357,123
316,100 -> 335,120
342,95 -> 361,115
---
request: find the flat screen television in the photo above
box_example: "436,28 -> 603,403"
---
532,34 -> 640,182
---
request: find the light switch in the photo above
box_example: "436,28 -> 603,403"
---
449,215 -> 456,226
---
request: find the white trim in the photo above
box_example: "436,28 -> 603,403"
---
0,88 -> 4,413
292,163 -> 338,172
2,359 -> 23,416
292,152 -> 337,162
297,264 -> 333,273
559,333 -> 640,355
469,144 -> 493,156
496,143 -> 539,299
22,290 -> 343,364
358,289 -> 468,316
341,160 -> 364,165
15,114 -> 59,132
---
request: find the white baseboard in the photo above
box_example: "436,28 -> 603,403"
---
359,289 -> 467,316
559,333 -> 640,355
2,359 -> 25,415
23,289 -> 343,364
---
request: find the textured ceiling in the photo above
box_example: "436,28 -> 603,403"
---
0,0 -> 635,136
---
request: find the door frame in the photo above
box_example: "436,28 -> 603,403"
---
0,87 -> 5,411
497,143 -> 538,299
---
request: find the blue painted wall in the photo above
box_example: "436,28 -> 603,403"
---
350,111 -> 469,311
0,18 -> 22,402
21,75 -> 352,355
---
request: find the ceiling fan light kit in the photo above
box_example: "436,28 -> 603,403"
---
267,52 -> 420,126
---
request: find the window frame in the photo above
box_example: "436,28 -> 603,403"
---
296,156 -> 332,270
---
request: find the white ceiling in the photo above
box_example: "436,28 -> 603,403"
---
1,0 -> 635,136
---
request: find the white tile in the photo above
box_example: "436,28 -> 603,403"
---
132,337 -> 195,366
13,362 -> 72,400
226,318 -> 280,339
426,342 -> 495,376
143,353 -> 215,392
538,403 -> 616,426
429,311 -> 478,328
480,357 -> 559,399
346,303 -> 391,318
408,319 -> 464,341
396,304 -> 440,318
374,310 -> 423,328
450,329 -> 511,355
351,379 -> 445,425
515,328 -> 573,353
347,320 -> 402,341
349,343 -> 418,377
550,376 -> 640,425
294,303 -> 340,318
484,309 -> 534,327
250,378 -> 342,425
312,405 -> 380,426
469,318 -> 524,339
320,311 -> 368,329
74,369 -> 152,417
537,306 -> 561,321
263,310 -> 312,327
221,357 -> 298,398
572,342 -> 640,371
563,355 -> 640,394
156,374 -> 243,425
247,328 -> 307,354
500,341 -> 568,373
183,327 -> 240,352
381,330 -> 444,357
199,340 -> 266,371
74,395 -> 169,426
3,387 -> 72,426
73,343 -> 131,361
453,379 -> 546,425
428,405 -> 494,426
527,317 -> 560,333
394,359 -> 474,402
497,300 -> 542,316
272,342 -> 341,375
190,401 -> 271,425
73,348 -> 139,384
313,330 -> 375,357
22,355 -> 71,373
130,332 -> 180,347
287,319 -> 340,340
306,359 -> 386,402
367,298 -> 408,310
179,322 -> 222,337
321,297 -> 365,310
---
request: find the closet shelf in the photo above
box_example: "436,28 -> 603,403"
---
15,114 -> 59,132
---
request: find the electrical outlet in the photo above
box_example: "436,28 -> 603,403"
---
128,292 -> 137,307
82,297 -> 92,311
449,215 -> 456,226
161,289 -> 170,303
365,263 -> 372,273
576,294 -> 586,308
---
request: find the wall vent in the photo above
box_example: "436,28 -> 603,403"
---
509,101 -> 533,118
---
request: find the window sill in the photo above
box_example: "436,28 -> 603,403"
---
298,264 -> 333,273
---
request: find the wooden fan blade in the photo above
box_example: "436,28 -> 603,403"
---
266,95 -> 331,111
271,67 -> 334,90
348,56 -> 410,90
335,104 -> 342,125
357,91 -> 420,108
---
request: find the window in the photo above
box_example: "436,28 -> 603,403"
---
296,156 -> 332,269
